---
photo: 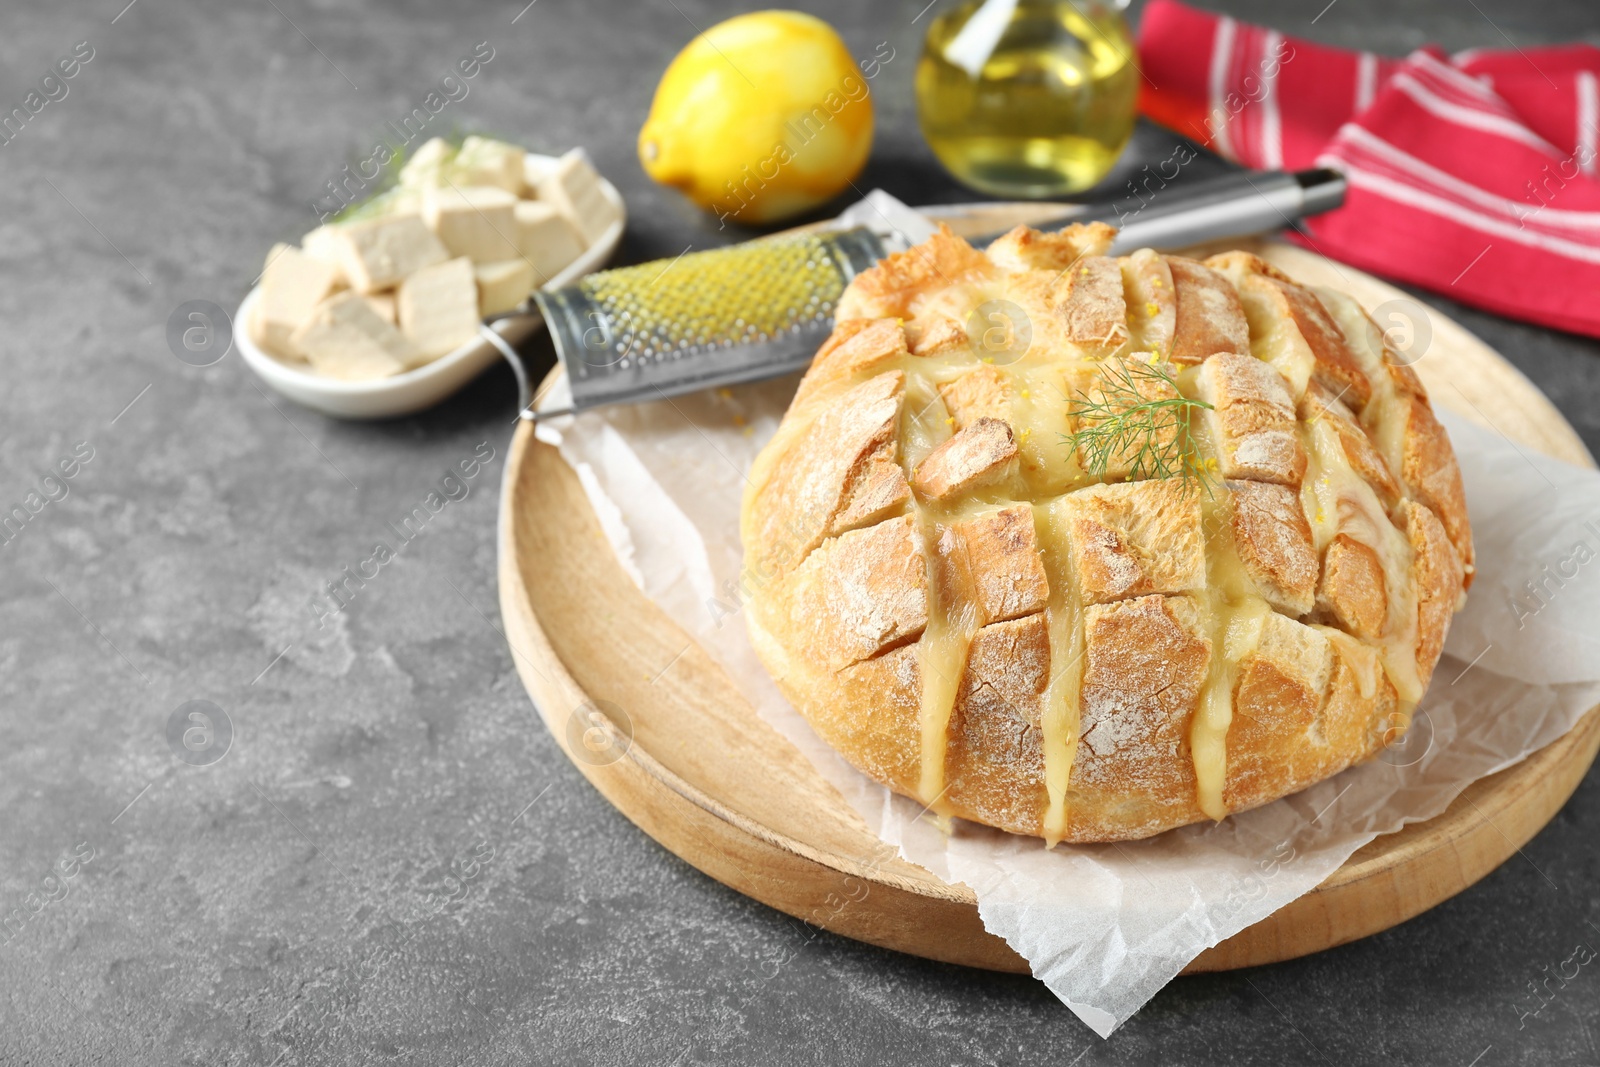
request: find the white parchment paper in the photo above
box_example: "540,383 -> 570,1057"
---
533,198 -> 1600,1036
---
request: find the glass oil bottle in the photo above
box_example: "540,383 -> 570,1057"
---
916,0 -> 1139,197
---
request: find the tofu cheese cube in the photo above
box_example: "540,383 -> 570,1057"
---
398,257 -> 481,361
453,135 -> 525,193
299,226 -> 349,287
399,136 -> 454,189
536,149 -> 621,245
521,156 -> 546,197
333,212 -> 449,293
475,259 -> 536,317
364,292 -> 396,324
253,243 -> 342,360
290,292 -> 425,380
422,185 -> 521,264
513,201 -> 585,284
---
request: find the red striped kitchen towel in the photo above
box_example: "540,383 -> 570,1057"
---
1136,0 -> 1600,338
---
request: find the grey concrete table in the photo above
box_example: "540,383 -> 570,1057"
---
1,0 -> 1596,1063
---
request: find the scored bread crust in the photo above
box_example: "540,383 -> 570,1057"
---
741,225 -> 1473,843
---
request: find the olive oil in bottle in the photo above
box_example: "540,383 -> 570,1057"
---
916,0 -> 1139,198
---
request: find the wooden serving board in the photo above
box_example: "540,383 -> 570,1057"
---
498,204 -> 1600,974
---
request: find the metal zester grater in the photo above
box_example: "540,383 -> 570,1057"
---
516,168 -> 1347,418
531,227 -> 889,415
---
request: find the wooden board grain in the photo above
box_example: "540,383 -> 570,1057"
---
497,205 -> 1600,974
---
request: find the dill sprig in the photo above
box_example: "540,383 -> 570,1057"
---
1063,358 -> 1217,493
331,126 -> 491,223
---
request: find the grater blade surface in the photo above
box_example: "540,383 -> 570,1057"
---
534,227 -> 887,414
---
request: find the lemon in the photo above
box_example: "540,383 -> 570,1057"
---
638,10 -> 874,226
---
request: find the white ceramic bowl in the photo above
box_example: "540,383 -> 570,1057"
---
234,152 -> 625,420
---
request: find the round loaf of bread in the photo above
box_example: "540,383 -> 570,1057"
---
741,224 -> 1473,843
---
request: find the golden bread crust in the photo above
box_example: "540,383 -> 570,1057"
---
835,224 -> 994,322
1300,381 -> 1401,506
1053,256 -> 1131,355
743,227 -> 1472,842
1399,396 -> 1475,578
937,505 -> 1051,625
1223,612 -> 1335,811
1197,353 -> 1308,485
1403,500 -> 1466,690
1074,595 -> 1211,840
912,417 -> 1018,500
947,614 -> 1050,830
1229,480 -> 1319,617
1062,480 -> 1206,604
1318,533 -> 1389,640
939,364 -> 1012,428
1168,256 -> 1250,365
778,513 -> 928,671
985,221 -> 1115,271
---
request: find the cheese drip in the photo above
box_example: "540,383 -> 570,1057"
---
1306,286 -> 1431,708
1301,415 -> 1423,707
1174,366 -> 1273,822
944,350 -> 1088,844
1190,489 -> 1268,821
914,517 -> 981,811
1034,499 -> 1084,846
904,346 -> 1090,831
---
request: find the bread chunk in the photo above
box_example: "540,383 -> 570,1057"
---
1204,250 -> 1295,285
837,225 -> 994,321
912,417 -> 1018,500
830,644 -> 923,788
1399,395 -> 1475,577
1168,256 -> 1250,364
1062,480 -> 1205,604
783,515 -> 928,671
935,505 -> 1049,624
947,614 -> 1050,829
1300,380 -> 1401,505
1074,596 -> 1211,830
1223,612 -> 1334,810
938,365 -> 1013,428
805,318 -> 908,394
1211,252 -> 1373,407
1122,249 -> 1177,359
747,371 -> 906,573
1069,357 -> 1188,482
1318,533 -> 1388,639
1196,353 -> 1307,485
909,315 -> 969,357
1279,281 -> 1373,410
1404,500 -> 1466,690
985,221 -> 1114,271
1052,255 -> 1129,355
1322,635 -> 1395,763
1229,480 -> 1318,617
